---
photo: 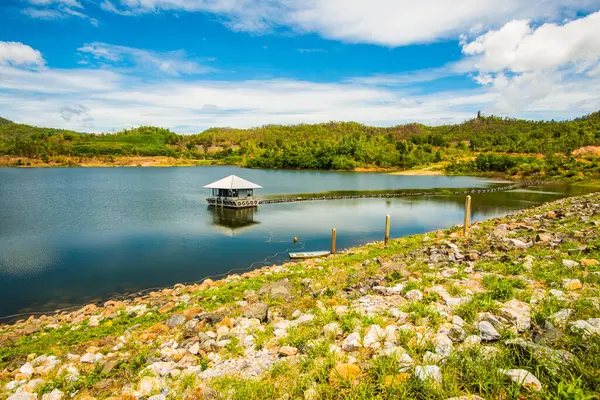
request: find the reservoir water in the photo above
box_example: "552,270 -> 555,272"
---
0,166 -> 596,318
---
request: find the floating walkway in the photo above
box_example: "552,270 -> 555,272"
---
258,181 -> 545,205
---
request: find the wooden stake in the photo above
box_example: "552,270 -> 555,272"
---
384,214 -> 391,247
464,195 -> 471,238
331,228 -> 337,254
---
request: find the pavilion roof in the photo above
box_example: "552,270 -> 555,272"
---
203,175 -> 262,189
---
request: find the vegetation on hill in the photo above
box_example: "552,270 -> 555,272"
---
1,112 -> 600,178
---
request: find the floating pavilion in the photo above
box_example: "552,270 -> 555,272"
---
204,175 -> 262,208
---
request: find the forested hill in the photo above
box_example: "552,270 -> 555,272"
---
1,111 -> 600,172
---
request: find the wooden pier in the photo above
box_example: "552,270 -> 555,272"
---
258,181 -> 545,205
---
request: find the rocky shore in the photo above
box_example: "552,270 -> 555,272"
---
1,192 -> 600,399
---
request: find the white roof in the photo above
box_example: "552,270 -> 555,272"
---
203,175 -> 262,189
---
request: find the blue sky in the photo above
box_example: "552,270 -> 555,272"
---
0,0 -> 599,133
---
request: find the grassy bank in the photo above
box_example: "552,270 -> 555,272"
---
1,192 -> 600,399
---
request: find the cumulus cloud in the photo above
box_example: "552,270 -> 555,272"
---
78,42 -> 214,76
462,11 -> 600,113
102,0 -> 598,46
0,42 -> 45,68
60,103 -> 93,128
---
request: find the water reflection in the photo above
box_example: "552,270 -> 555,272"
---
208,207 -> 260,236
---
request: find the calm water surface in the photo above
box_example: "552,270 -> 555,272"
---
0,166 -> 596,317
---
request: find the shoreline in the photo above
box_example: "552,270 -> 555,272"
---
1,191 -> 599,398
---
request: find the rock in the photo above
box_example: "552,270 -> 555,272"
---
166,314 -> 185,328
463,335 -> 481,348
80,353 -> 103,364
341,332 -> 362,352
19,362 -> 34,375
414,365 -> 442,384
363,325 -> 385,349
41,389 -> 64,400
569,320 -> 600,336
434,334 -> 454,357
149,361 -> 177,376
505,338 -> 574,375
158,302 -> 175,314
405,290 -> 423,301
478,321 -> 500,341
504,238 -> 532,249
323,322 -> 341,337
188,343 -> 200,355
535,233 -> 553,243
562,279 -> 582,291
500,299 -> 531,332
259,279 -> 293,300
196,312 -> 224,325
148,396 -> 166,400
452,316 -> 465,327
500,369 -> 542,392
549,309 -> 573,327
562,259 -> 579,268
329,363 -> 361,385
242,303 -> 269,322
279,346 -> 298,357
296,314 -> 315,325
7,394 -> 37,400
448,325 -> 467,342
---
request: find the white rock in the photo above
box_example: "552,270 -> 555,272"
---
148,395 -> 166,400
414,365 -> 442,384
562,260 -> 579,268
41,389 -> 64,400
88,315 -> 101,327
500,369 -> 542,391
188,343 -> 200,355
296,314 -> 315,325
570,320 -> 600,336
7,394 -> 37,400
500,299 -> 531,332
406,290 -> 424,301
19,363 -> 34,375
463,335 -> 481,348
452,315 -> 465,327
242,335 -> 255,348
478,321 -> 500,341
149,361 -> 177,376
363,325 -> 385,348
549,309 -> 573,327
433,334 -> 454,357
323,322 -> 341,337
341,332 -> 362,352
80,353 -> 103,364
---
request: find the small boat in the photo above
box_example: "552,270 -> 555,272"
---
289,250 -> 331,259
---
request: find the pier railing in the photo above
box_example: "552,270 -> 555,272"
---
258,180 -> 545,205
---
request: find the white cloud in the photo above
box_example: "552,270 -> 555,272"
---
78,42 -> 214,75
103,0 -> 598,46
462,11 -> 600,113
463,12 -> 600,73
28,0 -> 83,8
0,42 -> 45,68
22,0 -> 98,26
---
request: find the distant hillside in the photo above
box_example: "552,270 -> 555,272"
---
0,117 -> 13,126
1,111 -> 599,173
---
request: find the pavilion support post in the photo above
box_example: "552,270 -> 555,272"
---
464,195 -> 471,238
384,215 -> 391,247
331,228 -> 337,254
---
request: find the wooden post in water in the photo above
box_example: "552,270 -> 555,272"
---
464,195 -> 471,238
384,215 -> 391,247
331,228 -> 337,254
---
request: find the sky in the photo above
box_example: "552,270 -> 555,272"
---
0,0 -> 599,133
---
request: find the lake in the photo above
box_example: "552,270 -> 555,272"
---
0,166 -> 596,318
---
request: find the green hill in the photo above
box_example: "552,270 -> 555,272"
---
1,111 -> 599,175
